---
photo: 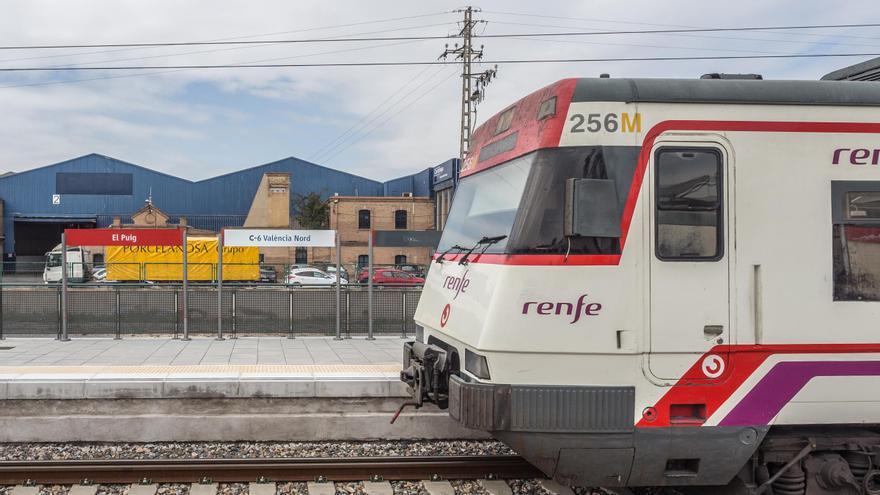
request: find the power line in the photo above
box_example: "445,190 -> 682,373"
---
32,23 -> 450,69
313,64 -> 450,162
2,52 -> 880,72
488,20 -> 880,50
308,63 -> 441,160
482,10 -> 880,42
0,38 -> 429,89
502,35 -> 789,55
0,12 -> 456,64
323,69 -> 460,165
1,22 -> 879,51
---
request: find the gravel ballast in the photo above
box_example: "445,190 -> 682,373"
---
0,440 -> 513,461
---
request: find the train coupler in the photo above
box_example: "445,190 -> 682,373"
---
397,341 -> 450,416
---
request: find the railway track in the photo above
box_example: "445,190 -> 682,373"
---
0,455 -> 542,484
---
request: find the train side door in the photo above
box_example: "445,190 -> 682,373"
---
649,141 -> 731,381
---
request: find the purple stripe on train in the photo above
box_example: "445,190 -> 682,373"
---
718,361 -> 880,426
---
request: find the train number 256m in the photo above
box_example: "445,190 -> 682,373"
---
569,112 -> 641,134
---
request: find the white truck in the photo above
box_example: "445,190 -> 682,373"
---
43,244 -> 92,283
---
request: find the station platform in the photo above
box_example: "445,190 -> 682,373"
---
0,337 -> 483,442
0,336 -> 407,399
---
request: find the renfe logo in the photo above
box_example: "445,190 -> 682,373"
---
833,148 -> 880,165
443,270 -> 470,300
522,294 -> 602,324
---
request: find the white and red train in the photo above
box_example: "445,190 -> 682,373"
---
401,75 -> 880,494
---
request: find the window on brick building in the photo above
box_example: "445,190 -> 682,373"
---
394,210 -> 407,229
394,254 -> 407,265
358,209 -> 371,229
295,247 -> 308,264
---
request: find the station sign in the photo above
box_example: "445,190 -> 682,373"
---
65,228 -> 184,247
223,229 -> 336,247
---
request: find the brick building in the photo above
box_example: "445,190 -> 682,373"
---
309,196 -> 436,271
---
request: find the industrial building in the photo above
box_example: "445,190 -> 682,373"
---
0,153 -> 457,266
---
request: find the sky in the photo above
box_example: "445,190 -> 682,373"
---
0,0 -> 878,182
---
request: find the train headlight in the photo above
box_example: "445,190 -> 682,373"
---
465,349 -> 491,380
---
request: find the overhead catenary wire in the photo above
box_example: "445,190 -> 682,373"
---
0,38 -> 430,89
487,20 -> 880,50
313,64 -> 451,162
1,22 -> 880,51
322,69 -> 461,165
308,62 -> 442,160
27,23 -> 453,69
481,10 -> 880,42
0,11 -> 457,64
3,52 -> 880,72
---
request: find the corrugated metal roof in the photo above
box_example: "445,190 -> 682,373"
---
821,57 -> 880,81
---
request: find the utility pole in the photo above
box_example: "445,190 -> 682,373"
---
441,7 -> 497,160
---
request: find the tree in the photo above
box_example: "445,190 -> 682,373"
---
292,192 -> 329,229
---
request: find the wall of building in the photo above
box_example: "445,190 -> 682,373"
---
305,196 -> 436,271
0,154 -> 442,258
382,168 -> 433,197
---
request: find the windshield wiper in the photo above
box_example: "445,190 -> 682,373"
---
436,244 -> 467,264
459,235 -> 507,265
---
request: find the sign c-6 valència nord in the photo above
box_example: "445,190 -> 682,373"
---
223,229 -> 336,247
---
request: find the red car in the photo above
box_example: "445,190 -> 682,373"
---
358,268 -> 425,285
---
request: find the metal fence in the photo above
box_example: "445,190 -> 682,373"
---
0,284 -> 421,339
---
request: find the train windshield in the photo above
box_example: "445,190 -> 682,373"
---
439,153 -> 532,253
438,146 -> 640,255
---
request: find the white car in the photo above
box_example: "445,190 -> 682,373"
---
286,267 -> 347,286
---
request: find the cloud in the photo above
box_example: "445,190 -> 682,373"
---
0,0 -> 877,181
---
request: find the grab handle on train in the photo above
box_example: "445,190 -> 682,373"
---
703,325 -> 724,339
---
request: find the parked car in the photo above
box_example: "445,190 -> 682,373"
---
259,267 -> 277,283
357,268 -> 425,286
322,264 -> 350,282
395,263 -> 426,278
286,267 -> 347,286
91,266 -> 107,282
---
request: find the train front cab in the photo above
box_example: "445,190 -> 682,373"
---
404,133 -> 749,489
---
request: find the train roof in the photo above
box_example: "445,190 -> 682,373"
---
571,77 -> 880,106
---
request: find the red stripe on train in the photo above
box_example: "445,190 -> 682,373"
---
638,343 -> 880,428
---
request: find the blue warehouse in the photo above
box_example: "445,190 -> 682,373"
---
0,153 -> 446,263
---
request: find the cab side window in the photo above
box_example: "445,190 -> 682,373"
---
832,182 -> 880,301
655,148 -> 723,261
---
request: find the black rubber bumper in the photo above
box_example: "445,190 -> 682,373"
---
448,374 -> 635,433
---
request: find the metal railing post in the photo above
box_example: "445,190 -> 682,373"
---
216,233 -> 224,341
401,290 -> 407,338
182,229 -> 189,341
231,290 -> 237,339
345,289 -> 351,338
0,270 -> 4,340
173,288 -> 180,339
334,231 -> 342,340
367,230 -> 374,340
60,232 -> 70,341
114,286 -> 121,340
287,288 -> 294,339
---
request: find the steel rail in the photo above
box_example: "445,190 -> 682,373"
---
0,455 -> 542,484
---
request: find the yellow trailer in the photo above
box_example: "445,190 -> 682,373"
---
105,237 -> 259,281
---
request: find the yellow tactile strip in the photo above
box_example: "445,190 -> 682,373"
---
0,364 -> 401,375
